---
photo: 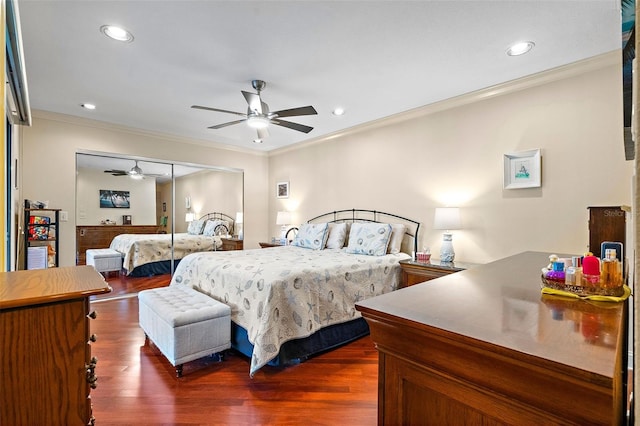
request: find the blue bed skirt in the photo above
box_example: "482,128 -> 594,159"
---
128,259 -> 181,277
231,317 -> 370,367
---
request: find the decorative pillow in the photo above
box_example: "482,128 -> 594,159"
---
187,219 -> 205,235
387,224 -> 406,254
202,220 -> 229,236
345,223 -> 392,256
325,223 -> 347,249
292,223 -> 329,250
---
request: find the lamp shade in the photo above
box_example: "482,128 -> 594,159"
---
185,212 -> 195,222
433,207 -> 461,231
235,212 -> 244,224
276,211 -> 291,225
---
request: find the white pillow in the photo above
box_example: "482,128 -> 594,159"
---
187,219 -> 205,235
325,223 -> 347,249
292,223 -> 329,250
345,223 -> 392,256
387,224 -> 406,254
202,220 -> 229,236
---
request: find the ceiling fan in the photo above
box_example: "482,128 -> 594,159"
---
104,160 -> 166,179
191,79 -> 318,141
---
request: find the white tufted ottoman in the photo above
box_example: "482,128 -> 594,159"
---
86,248 -> 122,275
138,285 -> 231,377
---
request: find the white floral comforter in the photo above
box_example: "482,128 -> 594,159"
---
109,233 -> 221,274
170,246 -> 409,376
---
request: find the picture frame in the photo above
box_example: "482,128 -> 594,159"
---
99,189 -> 130,208
503,149 -> 541,189
277,181 -> 289,198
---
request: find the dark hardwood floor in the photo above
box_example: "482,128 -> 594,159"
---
89,273 -> 379,425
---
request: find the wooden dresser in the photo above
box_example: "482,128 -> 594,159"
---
76,225 -> 159,264
357,251 -> 629,425
0,266 -> 111,425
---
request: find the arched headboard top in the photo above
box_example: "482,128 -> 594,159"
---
305,208 -> 420,255
198,212 -> 236,235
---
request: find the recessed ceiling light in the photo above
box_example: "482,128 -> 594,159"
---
506,41 -> 535,56
100,25 -> 134,43
81,103 -> 96,110
332,107 -> 345,116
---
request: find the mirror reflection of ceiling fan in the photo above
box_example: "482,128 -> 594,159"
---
191,79 -> 317,143
104,160 -> 167,179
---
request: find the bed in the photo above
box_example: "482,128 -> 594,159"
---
109,212 -> 235,276
169,209 -> 420,376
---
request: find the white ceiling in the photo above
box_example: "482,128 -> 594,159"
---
18,1 -> 622,153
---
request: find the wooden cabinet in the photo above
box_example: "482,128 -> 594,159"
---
357,252 -> 628,426
76,225 -> 159,264
24,206 -> 60,269
399,259 -> 475,287
221,237 -> 243,251
259,241 -> 286,248
0,266 -> 111,425
588,206 -> 629,258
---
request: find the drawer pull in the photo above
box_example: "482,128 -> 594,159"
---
88,311 -> 97,319
89,334 -> 97,343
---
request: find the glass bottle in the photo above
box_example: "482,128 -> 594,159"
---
545,261 -> 565,284
601,248 -> 622,290
565,256 -> 582,286
581,254 -> 600,290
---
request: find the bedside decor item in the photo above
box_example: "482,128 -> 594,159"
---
277,181 -> 289,198
276,211 -> 291,243
434,207 -> 461,262
503,149 -> 541,189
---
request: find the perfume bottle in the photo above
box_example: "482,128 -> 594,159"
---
601,248 -> 622,289
581,254 -> 600,289
565,256 -> 583,286
545,261 -> 566,284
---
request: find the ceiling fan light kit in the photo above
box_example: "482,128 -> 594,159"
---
192,79 -> 318,143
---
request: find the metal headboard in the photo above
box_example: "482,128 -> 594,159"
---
305,208 -> 420,255
198,212 -> 235,235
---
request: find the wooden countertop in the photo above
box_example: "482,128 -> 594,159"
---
357,251 -> 625,380
0,266 -> 112,309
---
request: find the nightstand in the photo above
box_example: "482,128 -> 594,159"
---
259,242 -> 286,248
220,237 -> 243,251
399,259 -> 476,288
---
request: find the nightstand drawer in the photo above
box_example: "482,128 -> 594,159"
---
220,238 -> 243,251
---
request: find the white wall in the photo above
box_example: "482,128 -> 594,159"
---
268,53 -> 634,265
76,167 -> 156,225
20,115 -> 268,266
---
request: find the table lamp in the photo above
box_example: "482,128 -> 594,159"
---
433,207 -> 461,262
235,212 -> 244,239
276,211 -> 291,244
185,212 -> 195,222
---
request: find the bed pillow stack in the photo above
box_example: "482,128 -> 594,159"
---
325,223 -> 348,249
202,219 -> 229,236
345,223 -> 393,256
292,223 -> 329,250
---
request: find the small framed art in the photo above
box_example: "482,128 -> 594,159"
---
503,149 -> 541,189
277,181 -> 289,198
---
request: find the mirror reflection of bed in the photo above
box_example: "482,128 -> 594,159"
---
75,153 -> 243,276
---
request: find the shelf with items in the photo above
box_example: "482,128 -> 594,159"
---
24,200 -> 60,270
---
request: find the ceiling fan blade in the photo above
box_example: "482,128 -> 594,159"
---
257,127 -> 269,140
241,91 -> 263,114
208,119 -> 246,130
272,119 -> 314,134
273,106 -> 318,118
191,105 -> 247,118
104,169 -> 128,176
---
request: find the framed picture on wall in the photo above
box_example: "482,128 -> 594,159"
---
503,149 -> 541,189
277,181 -> 289,198
99,189 -> 130,208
